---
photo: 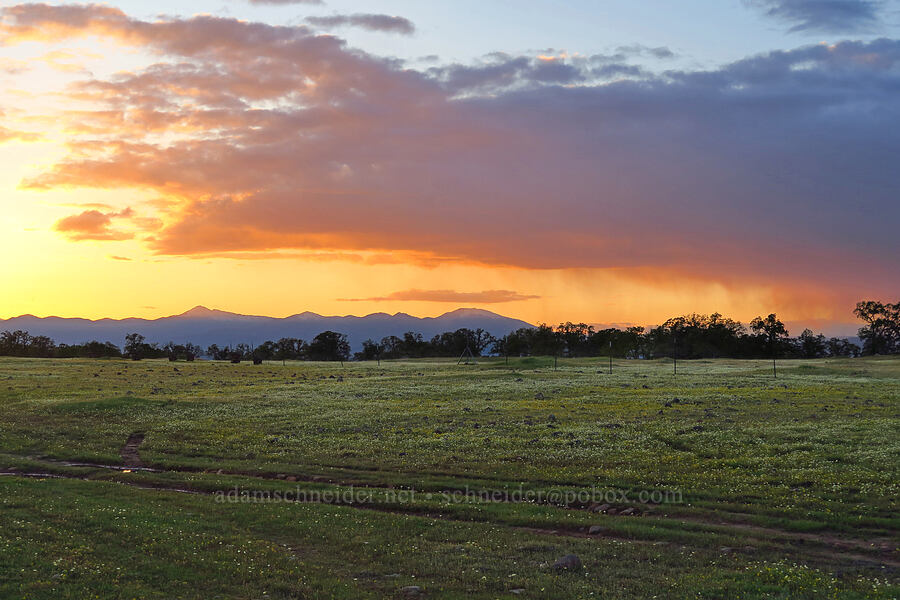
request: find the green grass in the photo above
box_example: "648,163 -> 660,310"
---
0,356 -> 897,598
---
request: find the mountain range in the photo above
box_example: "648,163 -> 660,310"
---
0,307 -> 534,351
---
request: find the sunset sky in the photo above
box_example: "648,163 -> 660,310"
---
1,0 -> 898,334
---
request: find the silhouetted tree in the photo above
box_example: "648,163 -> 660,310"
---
751,314 -> 789,376
355,339 -> 385,362
854,300 -> 900,355
798,329 -> 827,358
124,333 -> 146,360
307,331 -> 350,362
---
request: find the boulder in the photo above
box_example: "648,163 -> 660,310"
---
552,554 -> 582,571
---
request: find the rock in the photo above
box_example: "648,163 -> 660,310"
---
286,475 -> 297,482
719,546 -> 733,554
620,507 -> 636,516
588,525 -> 606,535
592,503 -> 611,513
511,589 -> 526,595
534,392 -> 545,400
400,585 -> 423,596
515,378 -> 524,382
606,508 -> 618,515
553,554 -> 582,571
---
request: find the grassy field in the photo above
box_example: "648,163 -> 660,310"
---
0,355 -> 897,599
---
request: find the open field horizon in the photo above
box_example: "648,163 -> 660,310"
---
1,355 -> 897,598
3,1 -> 899,597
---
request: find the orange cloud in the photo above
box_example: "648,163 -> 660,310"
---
53,207 -> 134,241
340,289 -> 541,303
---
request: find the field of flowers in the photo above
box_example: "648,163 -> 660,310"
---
0,355 -> 897,598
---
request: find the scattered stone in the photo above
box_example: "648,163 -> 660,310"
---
553,554 -> 582,571
607,508 -> 618,515
588,525 -> 606,535
620,507 -> 636,516
276,474 -> 286,479
719,546 -> 733,554
286,475 -> 297,482
510,589 -> 526,595
592,503 -> 611,513
400,585 -> 423,596
534,392 -> 545,400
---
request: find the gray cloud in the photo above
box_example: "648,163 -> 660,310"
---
614,44 -> 676,59
305,13 -> 415,35
745,0 -> 885,33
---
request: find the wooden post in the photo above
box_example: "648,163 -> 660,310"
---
673,333 -> 677,375
608,340 -> 612,375
772,334 -> 777,379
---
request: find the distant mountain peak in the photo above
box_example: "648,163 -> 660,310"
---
440,307 -> 503,318
286,311 -> 324,320
174,305 -> 239,319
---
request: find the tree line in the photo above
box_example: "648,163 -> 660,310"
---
1,300 -> 897,361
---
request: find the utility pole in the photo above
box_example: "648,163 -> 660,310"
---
772,334 -> 777,379
673,333 -> 678,376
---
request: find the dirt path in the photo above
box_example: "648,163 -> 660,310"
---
1,464 -> 896,573
17,445 -> 899,569
119,432 -> 145,467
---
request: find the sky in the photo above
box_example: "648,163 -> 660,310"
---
1,0 -> 898,335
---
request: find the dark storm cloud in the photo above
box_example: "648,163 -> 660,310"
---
746,0 -> 886,33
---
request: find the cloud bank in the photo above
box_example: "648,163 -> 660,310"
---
1,4 -> 897,303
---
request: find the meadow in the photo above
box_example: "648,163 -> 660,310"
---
0,355 -> 897,599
